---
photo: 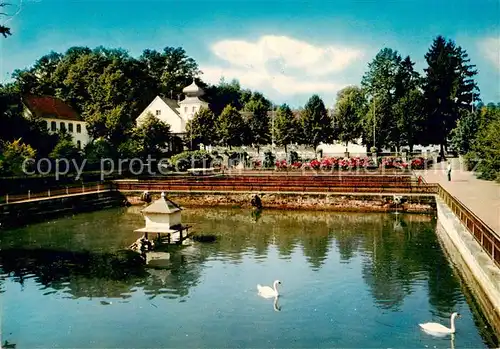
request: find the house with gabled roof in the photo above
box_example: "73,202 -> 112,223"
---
136,80 -> 209,136
22,94 -> 90,149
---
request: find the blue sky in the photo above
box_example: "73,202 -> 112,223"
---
0,0 -> 499,108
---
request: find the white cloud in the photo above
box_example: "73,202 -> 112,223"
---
200,35 -> 365,105
479,37 -> 500,71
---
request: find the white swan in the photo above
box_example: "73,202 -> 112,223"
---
257,280 -> 281,298
419,312 -> 460,336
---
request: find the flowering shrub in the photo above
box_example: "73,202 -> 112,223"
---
291,161 -> 302,169
382,157 -> 409,170
275,159 -> 288,170
410,157 -> 425,170
252,159 -> 262,169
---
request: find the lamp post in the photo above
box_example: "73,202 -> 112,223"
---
271,107 -> 276,153
372,96 -> 376,149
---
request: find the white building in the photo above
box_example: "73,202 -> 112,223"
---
22,95 -> 90,149
140,193 -> 183,231
136,80 -> 209,136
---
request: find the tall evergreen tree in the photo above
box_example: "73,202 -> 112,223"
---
392,56 -> 424,151
361,48 -> 402,150
422,35 -> 479,158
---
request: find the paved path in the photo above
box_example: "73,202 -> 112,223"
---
0,189 -> 112,206
416,158 -> 500,235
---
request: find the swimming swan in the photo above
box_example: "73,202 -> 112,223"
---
419,312 -> 460,336
257,280 -> 281,298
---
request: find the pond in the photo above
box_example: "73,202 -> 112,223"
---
0,206 -> 498,348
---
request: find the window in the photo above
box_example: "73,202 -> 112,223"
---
60,122 -> 66,131
43,121 -> 48,129
76,124 -> 81,133
77,140 -> 81,149
192,106 -> 196,113
184,107 -> 188,113
68,123 -> 74,133
51,121 -> 57,131
156,110 -> 161,116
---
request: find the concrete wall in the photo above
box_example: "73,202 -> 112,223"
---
0,191 -> 126,229
435,198 -> 500,336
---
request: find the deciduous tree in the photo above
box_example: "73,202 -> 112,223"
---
185,107 -> 217,149
332,86 -> 367,150
217,105 -> 247,148
300,95 -> 333,151
273,103 -> 298,153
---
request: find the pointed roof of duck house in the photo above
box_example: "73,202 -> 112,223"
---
142,192 -> 182,214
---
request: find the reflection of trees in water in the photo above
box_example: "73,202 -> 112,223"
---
192,208 -> 460,314
1,207 -> 462,316
0,247 -> 204,300
359,214 -> 461,313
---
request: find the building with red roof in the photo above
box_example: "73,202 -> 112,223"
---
22,95 -> 90,149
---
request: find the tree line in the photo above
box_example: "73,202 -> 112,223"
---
0,34 -> 498,180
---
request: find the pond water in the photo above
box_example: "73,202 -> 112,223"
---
0,207 -> 498,348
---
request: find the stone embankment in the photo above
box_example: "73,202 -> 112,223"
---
125,192 -> 436,214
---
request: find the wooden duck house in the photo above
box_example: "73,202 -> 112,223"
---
133,192 -> 190,245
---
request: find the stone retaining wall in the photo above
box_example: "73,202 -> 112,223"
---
125,192 -> 436,214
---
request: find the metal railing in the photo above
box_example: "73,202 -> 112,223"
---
0,182 -> 115,205
437,184 -> 500,268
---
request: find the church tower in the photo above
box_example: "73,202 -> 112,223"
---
177,80 -> 209,132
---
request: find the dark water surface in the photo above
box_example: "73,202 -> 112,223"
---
0,207 -> 497,348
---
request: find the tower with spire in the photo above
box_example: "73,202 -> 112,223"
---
177,79 -> 209,130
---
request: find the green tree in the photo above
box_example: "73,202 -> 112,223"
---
0,139 -> 36,176
449,110 -> 479,155
422,35 -> 479,158
205,78 -> 245,116
50,133 -> 81,160
133,112 -> 171,158
468,104 -> 500,181
139,47 -> 200,97
217,105 -> 247,148
185,107 -> 217,149
273,104 -> 298,153
393,89 -> 425,152
0,3 -> 12,38
84,138 -> 117,170
300,95 -> 333,151
361,48 -> 402,150
332,86 -> 367,150
0,86 -> 59,157
244,93 -> 271,151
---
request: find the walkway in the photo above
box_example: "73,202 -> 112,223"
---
0,189 -> 112,206
416,158 -> 500,235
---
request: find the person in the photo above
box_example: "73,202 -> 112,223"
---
447,161 -> 452,181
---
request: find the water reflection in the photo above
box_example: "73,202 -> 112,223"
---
0,207 -> 496,347
0,246 -> 203,299
0,208 -> 462,311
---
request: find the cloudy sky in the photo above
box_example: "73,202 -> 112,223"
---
0,0 -> 498,108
